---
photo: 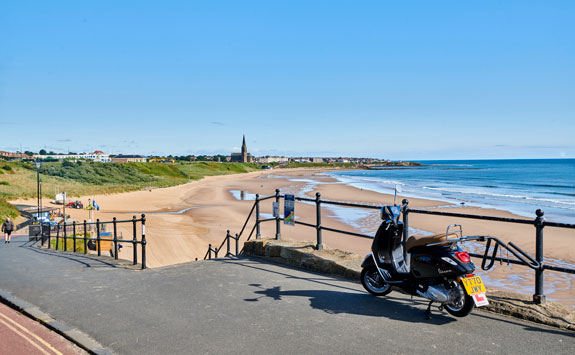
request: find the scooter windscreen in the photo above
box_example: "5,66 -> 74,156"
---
381,205 -> 401,222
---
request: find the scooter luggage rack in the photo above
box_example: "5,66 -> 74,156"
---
426,234 -> 540,271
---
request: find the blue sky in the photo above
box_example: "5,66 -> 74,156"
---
1,1 -> 574,159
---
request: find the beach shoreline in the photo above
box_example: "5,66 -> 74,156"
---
11,167 -> 575,305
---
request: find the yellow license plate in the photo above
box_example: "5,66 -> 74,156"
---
461,275 -> 486,296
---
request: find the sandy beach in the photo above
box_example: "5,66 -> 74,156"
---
12,168 -> 575,305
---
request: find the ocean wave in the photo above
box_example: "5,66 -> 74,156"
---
422,186 -> 575,207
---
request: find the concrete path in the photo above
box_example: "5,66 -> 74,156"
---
1,235 -> 574,354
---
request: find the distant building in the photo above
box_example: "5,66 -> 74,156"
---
111,154 -> 147,163
0,151 -> 29,160
32,151 -> 110,162
258,156 -> 288,163
149,157 -> 175,164
230,135 -> 253,163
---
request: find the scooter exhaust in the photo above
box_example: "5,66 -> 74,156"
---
416,286 -> 451,303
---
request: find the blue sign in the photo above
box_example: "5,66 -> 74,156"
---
284,194 -> 295,226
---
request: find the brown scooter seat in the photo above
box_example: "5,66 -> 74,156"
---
406,233 -> 457,252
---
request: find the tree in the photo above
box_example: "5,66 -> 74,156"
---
39,149 -> 47,155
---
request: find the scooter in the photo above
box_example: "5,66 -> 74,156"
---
360,192 -> 489,318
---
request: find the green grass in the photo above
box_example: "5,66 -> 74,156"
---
0,199 -> 19,219
50,235 -> 87,252
0,161 -> 259,219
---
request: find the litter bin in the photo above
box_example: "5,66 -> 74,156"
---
28,225 -> 41,241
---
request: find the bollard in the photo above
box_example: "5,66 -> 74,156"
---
533,209 -> 546,304
113,217 -> 118,260
73,221 -> 76,253
235,233 -> 239,256
83,220 -> 88,254
96,219 -> 101,257
275,189 -> 281,240
141,214 -> 146,270
132,215 -> 137,265
226,230 -> 231,257
315,192 -> 323,250
56,225 -> 60,250
255,194 -> 261,239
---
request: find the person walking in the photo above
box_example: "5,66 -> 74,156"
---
2,217 -> 14,243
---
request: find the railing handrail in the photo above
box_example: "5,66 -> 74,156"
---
407,208 -> 575,229
208,189 -> 575,305
40,214 -> 147,269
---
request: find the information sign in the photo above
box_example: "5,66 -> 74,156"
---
284,194 -> 295,226
273,202 -> 279,217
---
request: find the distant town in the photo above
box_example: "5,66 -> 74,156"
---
0,149 -> 394,165
0,136 -> 409,166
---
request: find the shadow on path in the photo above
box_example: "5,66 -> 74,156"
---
244,284 -> 455,325
17,242 -> 120,269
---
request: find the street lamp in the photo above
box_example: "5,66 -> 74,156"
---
36,161 -> 41,221
36,160 -> 42,243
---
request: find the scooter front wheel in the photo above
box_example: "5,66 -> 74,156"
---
361,265 -> 392,296
444,282 -> 474,317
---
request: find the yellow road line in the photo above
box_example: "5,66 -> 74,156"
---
0,311 -> 63,355
0,317 -> 52,355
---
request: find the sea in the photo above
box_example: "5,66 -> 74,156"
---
326,159 -> 575,224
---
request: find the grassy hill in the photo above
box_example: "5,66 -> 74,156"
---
0,161 -> 258,219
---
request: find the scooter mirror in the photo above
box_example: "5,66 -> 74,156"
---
394,184 -> 403,205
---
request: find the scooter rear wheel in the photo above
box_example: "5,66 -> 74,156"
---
444,282 -> 474,317
361,265 -> 392,296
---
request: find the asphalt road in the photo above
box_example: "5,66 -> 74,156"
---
1,235 -> 574,354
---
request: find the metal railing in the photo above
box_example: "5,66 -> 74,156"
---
206,189 -> 575,304
40,214 -> 147,269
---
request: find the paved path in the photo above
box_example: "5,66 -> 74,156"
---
1,235 -> 574,354
0,302 -> 86,355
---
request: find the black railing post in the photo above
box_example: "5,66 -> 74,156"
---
46,223 -> 50,249
275,189 -> 281,240
235,233 -> 239,256
73,221 -> 76,252
208,244 -> 213,259
226,230 -> 231,257
41,222 -> 45,246
533,209 -> 546,304
96,219 -> 101,257
141,214 -> 146,270
83,220 -> 87,254
402,199 -> 409,261
132,215 -> 138,265
63,222 -> 67,252
113,217 -> 118,260
215,247 -> 219,258
56,225 -> 60,250
255,194 -> 261,239
315,192 -> 323,250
